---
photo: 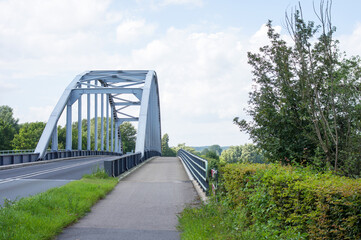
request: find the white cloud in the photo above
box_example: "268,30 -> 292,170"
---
136,0 -> 203,9
339,22 -> 361,57
116,26 -> 261,146
160,0 -> 203,7
0,0 -> 278,146
116,19 -> 156,43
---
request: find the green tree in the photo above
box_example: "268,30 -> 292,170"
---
220,145 -> 243,163
12,122 -> 46,150
0,105 -> 19,150
208,144 -> 222,155
240,144 -> 264,163
234,2 -> 361,175
201,148 -> 209,156
119,122 -> 136,153
172,143 -> 196,154
0,119 -> 16,150
161,133 -> 176,156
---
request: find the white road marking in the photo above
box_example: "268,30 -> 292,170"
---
0,159 -> 103,185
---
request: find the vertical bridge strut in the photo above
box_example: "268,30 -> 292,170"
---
34,70 -> 161,160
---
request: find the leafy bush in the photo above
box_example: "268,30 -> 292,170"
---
220,164 -> 361,239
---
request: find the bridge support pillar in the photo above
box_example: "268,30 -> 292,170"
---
51,123 -> 58,151
66,103 -> 72,151
78,96 -> 82,150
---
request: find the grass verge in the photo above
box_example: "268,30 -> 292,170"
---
0,169 -> 118,240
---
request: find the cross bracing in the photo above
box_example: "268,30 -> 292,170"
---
34,70 -> 161,160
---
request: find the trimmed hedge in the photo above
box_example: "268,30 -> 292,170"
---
220,164 -> 361,239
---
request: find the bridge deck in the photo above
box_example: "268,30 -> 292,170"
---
57,157 -> 199,240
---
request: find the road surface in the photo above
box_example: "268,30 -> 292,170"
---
0,156 -> 117,206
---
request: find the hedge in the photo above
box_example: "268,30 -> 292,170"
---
220,164 -> 361,239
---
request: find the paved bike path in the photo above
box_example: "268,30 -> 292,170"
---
57,157 -> 199,240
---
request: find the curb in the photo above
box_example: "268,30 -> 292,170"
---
178,156 -> 208,203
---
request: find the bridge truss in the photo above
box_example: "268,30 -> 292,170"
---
34,70 -> 161,160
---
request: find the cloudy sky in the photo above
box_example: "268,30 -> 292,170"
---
1,0 -> 361,147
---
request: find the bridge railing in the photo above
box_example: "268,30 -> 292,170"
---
0,149 -> 35,155
104,152 -> 142,177
0,150 -> 123,166
177,149 -> 209,192
103,150 -> 161,177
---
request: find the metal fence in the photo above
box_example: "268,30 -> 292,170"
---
0,149 -> 35,155
177,149 -> 208,192
0,150 -> 123,166
103,152 -> 142,177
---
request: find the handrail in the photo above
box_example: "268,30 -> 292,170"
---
0,150 -> 123,166
177,149 -> 208,192
104,152 -> 142,177
0,149 -> 35,155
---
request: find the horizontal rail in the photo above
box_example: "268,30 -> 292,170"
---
103,150 -> 160,177
0,149 -> 35,155
177,149 -> 208,192
104,152 -> 142,177
0,150 -> 123,166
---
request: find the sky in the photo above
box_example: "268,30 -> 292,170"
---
1,0 -> 361,147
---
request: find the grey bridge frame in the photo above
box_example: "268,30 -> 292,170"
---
34,70 -> 161,160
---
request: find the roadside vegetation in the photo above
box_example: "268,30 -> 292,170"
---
178,163 -> 361,239
0,169 -> 118,240
179,1 -> 361,239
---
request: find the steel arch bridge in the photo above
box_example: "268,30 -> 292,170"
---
34,70 -> 161,160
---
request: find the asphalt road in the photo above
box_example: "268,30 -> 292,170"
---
0,156 -> 118,206
57,157 -> 199,240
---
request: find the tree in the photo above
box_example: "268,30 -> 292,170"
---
0,105 -> 19,150
119,122 -> 136,153
161,133 -> 176,156
201,148 -> 209,156
208,144 -> 223,155
172,143 -> 196,154
234,1 -> 361,175
240,144 -> 264,163
0,119 -> 16,150
12,122 -> 46,150
220,145 -> 243,163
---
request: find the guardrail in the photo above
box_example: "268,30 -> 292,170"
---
177,149 -> 208,192
103,152 -> 142,177
0,149 -> 35,155
0,150 -> 123,166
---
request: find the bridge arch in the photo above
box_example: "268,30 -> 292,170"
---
34,70 -> 161,160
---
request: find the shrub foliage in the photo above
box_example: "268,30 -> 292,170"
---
219,164 -> 361,239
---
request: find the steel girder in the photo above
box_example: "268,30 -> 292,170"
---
34,70 -> 162,160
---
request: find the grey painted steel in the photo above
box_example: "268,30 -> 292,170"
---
106,95 -> 109,151
100,93 -> 104,151
78,96 -> 82,150
66,103 -> 72,151
177,149 -> 209,191
87,80 -> 91,151
34,72 -> 87,157
111,107 -> 114,152
0,151 -> 123,166
104,152 -> 141,177
135,71 -> 162,157
51,125 -> 58,151
94,80 -> 98,151
34,70 -> 161,160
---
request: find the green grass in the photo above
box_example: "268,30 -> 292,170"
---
178,198 -> 305,240
0,169 -> 118,240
